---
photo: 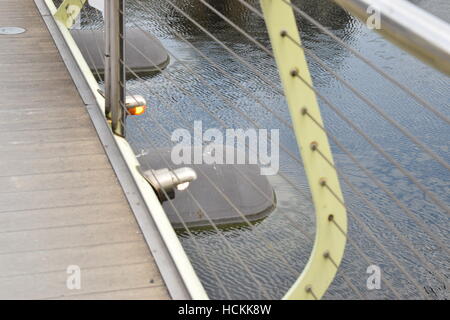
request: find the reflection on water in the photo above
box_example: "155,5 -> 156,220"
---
81,0 -> 449,299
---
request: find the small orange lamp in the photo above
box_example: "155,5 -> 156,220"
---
125,95 -> 147,116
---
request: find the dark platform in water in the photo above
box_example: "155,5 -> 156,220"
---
70,28 -> 170,76
139,148 -> 276,229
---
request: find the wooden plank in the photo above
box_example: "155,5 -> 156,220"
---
0,52 -> 64,65
0,154 -> 110,177
0,0 -> 37,7
0,140 -> 104,160
0,3 -> 36,9
0,9 -> 40,16
0,94 -> 82,105
0,98 -> 85,110
0,222 -> 142,254
0,112 -> 91,132
0,0 -> 41,18
0,202 -> 132,233
0,184 -> 125,213
0,69 -> 69,82
54,285 -> 169,300
0,61 -> 68,76
0,168 -> 118,193
0,37 -> 56,54
0,126 -> 97,145
0,106 -> 85,125
0,79 -> 80,104
0,241 -> 152,277
0,263 -> 166,300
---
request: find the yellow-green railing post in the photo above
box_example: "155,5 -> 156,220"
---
260,0 -> 348,300
54,0 -> 87,28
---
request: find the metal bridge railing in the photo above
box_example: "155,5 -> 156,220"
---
50,0 -> 449,300
333,0 -> 450,76
259,0 -> 347,299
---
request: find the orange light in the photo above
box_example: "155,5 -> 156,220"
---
127,105 -> 146,116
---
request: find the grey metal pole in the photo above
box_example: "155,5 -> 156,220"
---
108,0 -> 126,137
104,0 -> 111,119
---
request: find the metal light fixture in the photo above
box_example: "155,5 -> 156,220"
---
0,27 -> 26,35
98,89 -> 147,116
125,95 -> 147,115
140,167 -> 197,202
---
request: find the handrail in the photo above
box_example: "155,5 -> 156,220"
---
260,0 -> 348,300
333,0 -> 450,75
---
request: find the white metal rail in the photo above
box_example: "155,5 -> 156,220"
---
333,0 -> 450,75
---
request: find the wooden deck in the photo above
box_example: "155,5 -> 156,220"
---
0,0 -> 170,299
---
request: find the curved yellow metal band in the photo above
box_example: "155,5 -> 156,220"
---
260,0 -> 348,299
54,0 -> 87,28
